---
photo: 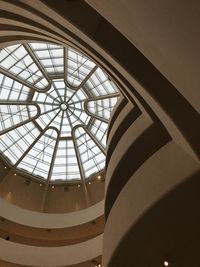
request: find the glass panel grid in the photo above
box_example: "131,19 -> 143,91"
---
0,104 -> 38,132
75,127 -> 105,178
18,129 -> 57,179
67,48 -> 96,87
87,96 -> 119,120
30,43 -> 64,76
89,119 -> 107,148
51,140 -> 81,181
86,68 -> 119,96
0,122 -> 40,164
0,44 -> 49,89
0,74 -> 30,101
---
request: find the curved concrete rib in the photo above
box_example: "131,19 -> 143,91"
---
0,199 -> 104,229
0,234 -> 103,267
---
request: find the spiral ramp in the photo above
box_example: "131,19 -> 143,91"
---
0,1 -> 199,267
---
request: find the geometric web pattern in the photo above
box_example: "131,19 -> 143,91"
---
0,42 -> 120,182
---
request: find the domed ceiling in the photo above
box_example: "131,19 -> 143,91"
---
0,42 -> 120,183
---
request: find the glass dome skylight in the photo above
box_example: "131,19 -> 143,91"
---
0,42 -> 120,182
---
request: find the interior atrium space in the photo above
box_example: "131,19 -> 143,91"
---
0,1 -> 199,267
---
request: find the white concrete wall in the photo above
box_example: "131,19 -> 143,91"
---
0,234 -> 103,266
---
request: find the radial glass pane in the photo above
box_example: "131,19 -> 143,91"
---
17,129 -> 57,179
87,96 -> 119,120
51,140 -> 81,181
0,44 -> 49,90
66,48 -> 96,87
0,74 -> 30,101
0,104 -> 38,133
89,119 -> 107,148
85,68 -> 119,96
29,43 -> 64,76
74,127 -> 105,178
0,122 -> 40,165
